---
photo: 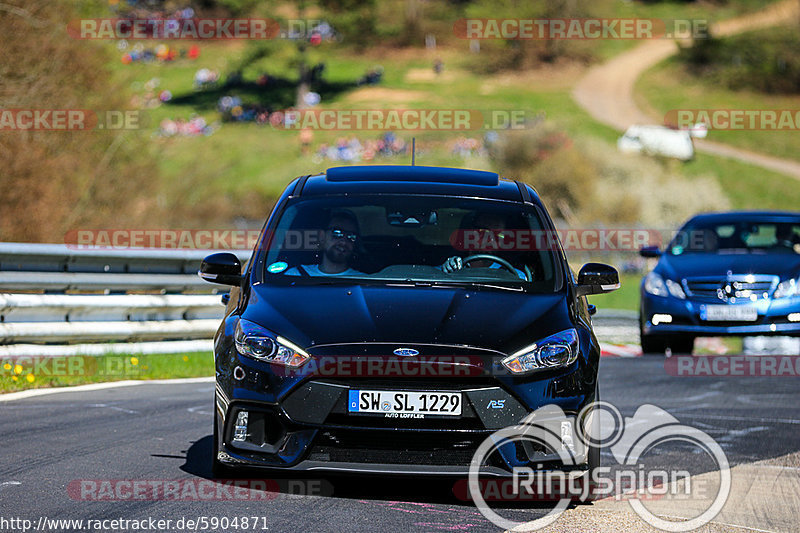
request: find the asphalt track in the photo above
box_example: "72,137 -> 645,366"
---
1,348 -> 798,533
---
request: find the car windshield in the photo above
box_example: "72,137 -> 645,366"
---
668,218 -> 800,255
261,195 -> 563,292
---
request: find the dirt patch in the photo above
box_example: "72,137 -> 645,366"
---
480,62 -> 586,94
343,87 -> 427,104
404,68 -> 457,83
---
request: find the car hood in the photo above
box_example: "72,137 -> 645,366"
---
657,252 -> 800,280
244,283 -> 570,354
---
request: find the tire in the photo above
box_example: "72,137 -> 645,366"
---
212,413 -> 236,479
666,336 -> 695,355
640,332 -> 669,355
576,388 -> 601,503
639,316 -> 694,355
641,333 -> 694,355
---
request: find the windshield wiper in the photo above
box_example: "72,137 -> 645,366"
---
428,280 -> 525,292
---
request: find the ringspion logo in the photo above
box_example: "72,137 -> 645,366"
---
468,402 -> 730,531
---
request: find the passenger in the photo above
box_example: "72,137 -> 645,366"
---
775,224 -> 800,253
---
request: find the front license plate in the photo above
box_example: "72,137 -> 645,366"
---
700,305 -> 758,322
348,390 -> 461,416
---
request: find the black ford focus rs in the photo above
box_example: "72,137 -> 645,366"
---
200,165 -> 618,477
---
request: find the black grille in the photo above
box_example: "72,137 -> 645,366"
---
306,428 -> 489,466
307,446 -> 477,466
318,377 -> 500,389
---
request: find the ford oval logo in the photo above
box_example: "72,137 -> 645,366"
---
393,347 -> 419,357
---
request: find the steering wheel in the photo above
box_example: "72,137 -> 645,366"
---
463,254 -> 518,276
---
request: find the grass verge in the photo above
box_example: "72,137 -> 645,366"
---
589,273 -> 642,313
0,352 -> 213,394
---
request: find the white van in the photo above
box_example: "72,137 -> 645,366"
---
617,124 -> 706,161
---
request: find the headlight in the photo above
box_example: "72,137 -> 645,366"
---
665,279 -> 686,299
774,277 -> 799,299
644,272 -> 685,299
502,329 -> 579,374
234,319 -> 310,367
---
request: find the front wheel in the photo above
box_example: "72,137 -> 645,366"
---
212,413 -> 236,479
640,332 -> 694,355
640,317 -> 694,355
640,332 -> 669,355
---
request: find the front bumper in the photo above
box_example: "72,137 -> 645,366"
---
641,293 -> 800,337
214,374 -> 595,475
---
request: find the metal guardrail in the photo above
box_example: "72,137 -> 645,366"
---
0,243 -> 251,355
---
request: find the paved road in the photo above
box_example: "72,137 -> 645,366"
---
572,0 -> 800,181
1,357 -> 798,533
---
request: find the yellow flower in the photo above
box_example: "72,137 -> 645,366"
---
3,363 -> 10,371
182,355 -> 189,362
26,374 -> 35,383
130,357 -> 139,366
13,364 -> 23,375
12,376 -> 18,382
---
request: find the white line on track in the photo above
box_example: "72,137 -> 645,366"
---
655,514 -> 781,533
677,391 -> 722,402
0,377 -> 214,403
0,481 -> 22,493
88,403 -> 139,414
677,413 -> 800,425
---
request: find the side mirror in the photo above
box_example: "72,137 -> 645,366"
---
199,253 -> 242,286
640,246 -> 662,258
576,263 -> 619,297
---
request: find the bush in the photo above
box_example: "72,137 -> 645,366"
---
579,139 -> 730,227
490,128 -> 730,227
0,0 -> 159,242
462,0 -> 597,73
677,27 -> 800,94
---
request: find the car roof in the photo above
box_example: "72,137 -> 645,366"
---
296,165 -> 536,204
687,211 -> 800,224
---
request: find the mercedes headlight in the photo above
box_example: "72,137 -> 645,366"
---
644,272 -> 685,299
774,277 -> 800,299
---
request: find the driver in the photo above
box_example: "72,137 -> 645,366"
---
775,223 -> 800,253
441,213 -> 526,280
286,210 -> 365,276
